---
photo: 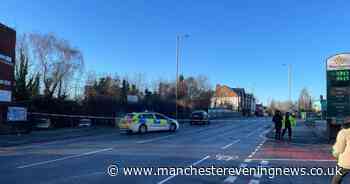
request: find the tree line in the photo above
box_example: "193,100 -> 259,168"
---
266,87 -> 315,115
14,32 -> 213,118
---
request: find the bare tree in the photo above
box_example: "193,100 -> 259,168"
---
14,34 -> 40,101
298,88 -> 312,112
29,33 -> 84,98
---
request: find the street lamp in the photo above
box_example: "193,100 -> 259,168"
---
282,64 -> 292,107
176,34 -> 189,120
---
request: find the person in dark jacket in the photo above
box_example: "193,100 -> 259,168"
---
272,110 -> 283,140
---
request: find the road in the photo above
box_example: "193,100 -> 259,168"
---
0,117 -> 345,184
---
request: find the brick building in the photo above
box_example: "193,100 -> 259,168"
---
211,84 -> 256,115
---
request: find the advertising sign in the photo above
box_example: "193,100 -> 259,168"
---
327,53 -> 350,122
0,23 -> 16,103
127,95 -> 139,104
0,90 -> 11,102
327,54 -> 350,71
7,106 -> 27,121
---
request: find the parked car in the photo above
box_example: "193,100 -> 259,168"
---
79,119 -> 92,128
118,112 -> 179,134
34,118 -> 52,129
190,111 -> 210,125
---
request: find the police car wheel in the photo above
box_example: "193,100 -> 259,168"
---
170,124 -> 177,132
139,125 -> 147,134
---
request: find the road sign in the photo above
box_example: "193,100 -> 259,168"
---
127,95 -> 139,104
7,106 -> 27,121
0,90 -> 11,102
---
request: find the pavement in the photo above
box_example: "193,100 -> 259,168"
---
0,117 -> 346,184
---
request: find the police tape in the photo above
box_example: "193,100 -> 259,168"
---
29,112 -> 117,120
29,112 -> 264,122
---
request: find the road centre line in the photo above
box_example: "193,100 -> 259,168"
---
221,139 -> 241,150
246,127 -> 265,138
221,143 -> 233,150
17,148 -> 113,169
139,119 -> 255,144
136,126 -> 216,144
136,125 -> 216,144
192,155 -> 211,166
157,155 -> 210,184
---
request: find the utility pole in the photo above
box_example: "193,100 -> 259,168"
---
175,34 -> 189,120
176,35 -> 180,120
282,64 -> 292,110
288,64 -> 292,102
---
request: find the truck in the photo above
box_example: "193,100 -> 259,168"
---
326,53 -> 350,140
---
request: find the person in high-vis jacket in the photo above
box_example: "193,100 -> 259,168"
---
331,117 -> 350,184
281,112 -> 296,142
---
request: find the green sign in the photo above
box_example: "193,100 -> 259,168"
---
327,54 -> 350,121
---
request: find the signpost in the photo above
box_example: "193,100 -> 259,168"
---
326,53 -> 350,139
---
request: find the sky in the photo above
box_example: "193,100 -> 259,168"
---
1,0 -> 349,104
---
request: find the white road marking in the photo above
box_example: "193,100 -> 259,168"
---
246,127 -> 264,138
192,155 -> 211,166
244,159 -> 252,163
216,154 -> 237,161
260,160 -> 269,166
248,179 -> 260,184
138,117 -> 256,144
157,175 -> 177,184
259,128 -> 272,139
17,148 -> 113,169
221,143 -> 233,150
137,121 -> 233,144
221,139 -> 240,149
157,155 -> 210,184
223,176 -> 237,183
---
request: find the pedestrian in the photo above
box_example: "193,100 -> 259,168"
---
281,112 -> 296,142
272,110 -> 283,140
331,117 -> 350,184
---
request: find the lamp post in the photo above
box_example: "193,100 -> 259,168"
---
176,34 -> 189,120
283,64 -> 292,109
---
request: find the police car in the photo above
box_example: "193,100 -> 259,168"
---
118,112 -> 179,134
